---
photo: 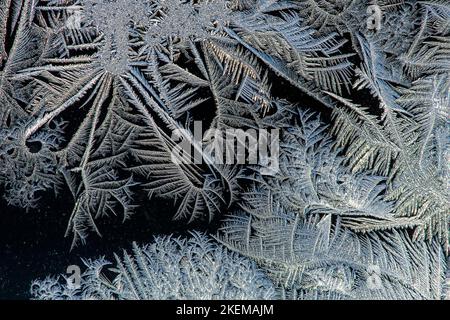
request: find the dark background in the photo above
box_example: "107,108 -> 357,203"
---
0,184 -> 226,299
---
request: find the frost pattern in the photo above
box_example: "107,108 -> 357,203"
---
217,109 -> 448,300
0,0 -> 449,300
30,232 -> 276,300
0,0 -> 355,246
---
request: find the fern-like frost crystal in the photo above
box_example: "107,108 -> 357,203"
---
30,232 -> 276,300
